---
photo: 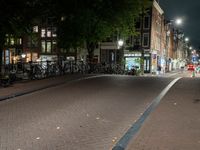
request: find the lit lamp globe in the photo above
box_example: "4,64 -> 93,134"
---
185,37 -> 189,42
118,40 -> 124,47
118,40 -> 124,49
175,18 -> 182,25
21,53 -> 26,59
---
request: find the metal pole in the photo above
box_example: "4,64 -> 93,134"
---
140,7 -> 144,75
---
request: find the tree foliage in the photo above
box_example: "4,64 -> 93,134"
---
0,0 -> 44,73
56,0 -> 152,59
0,0 -> 152,72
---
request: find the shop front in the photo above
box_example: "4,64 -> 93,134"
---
151,51 -> 157,74
124,52 -> 151,73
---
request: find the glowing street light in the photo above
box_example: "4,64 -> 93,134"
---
118,39 -> 124,47
175,18 -> 182,25
185,37 -> 189,42
117,39 -> 124,49
189,46 -> 193,50
21,53 -> 26,59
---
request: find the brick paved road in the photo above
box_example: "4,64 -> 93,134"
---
0,74 -> 95,100
0,75 -> 173,150
127,78 -> 200,150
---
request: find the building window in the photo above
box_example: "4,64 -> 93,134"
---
19,38 -> 22,45
5,38 -> 9,45
41,29 -> 46,37
126,36 -> 133,45
134,34 -> 141,46
61,16 -> 65,21
52,27 -> 57,37
16,38 -> 22,45
135,18 -> 141,29
47,28 -> 51,37
143,33 -> 149,47
144,16 -> 150,29
41,41 -> 46,53
46,41 -> 51,53
52,40 -> 57,52
33,26 -> 38,33
10,38 -> 15,45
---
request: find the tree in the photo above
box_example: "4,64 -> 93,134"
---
0,1 -> 32,74
0,0 -> 49,74
0,0 -> 152,74
56,0 -> 151,71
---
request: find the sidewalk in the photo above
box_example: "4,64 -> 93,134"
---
142,70 -> 180,77
143,69 -> 200,78
0,74 -> 95,101
126,78 -> 200,150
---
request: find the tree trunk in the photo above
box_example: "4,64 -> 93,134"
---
86,41 -> 96,73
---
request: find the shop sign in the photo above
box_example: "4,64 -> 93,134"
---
124,53 -> 141,57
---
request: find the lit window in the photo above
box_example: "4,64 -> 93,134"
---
52,40 -> 57,45
33,26 -> 39,33
41,29 -> 46,37
47,41 -> 51,53
41,41 -> 46,53
5,38 -> 9,45
10,38 -> 15,45
16,38 -> 22,45
52,27 -> 57,37
47,28 -> 51,37
61,16 -> 65,21
19,38 -> 22,45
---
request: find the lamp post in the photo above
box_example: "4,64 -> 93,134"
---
173,18 -> 184,69
165,18 -> 183,71
182,37 -> 189,65
117,39 -> 124,68
21,53 -> 26,73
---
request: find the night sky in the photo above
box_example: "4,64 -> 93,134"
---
159,0 -> 200,49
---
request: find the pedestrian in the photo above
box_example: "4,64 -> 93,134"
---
157,65 -> 161,75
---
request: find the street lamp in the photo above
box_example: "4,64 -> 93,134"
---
189,46 -> 193,50
117,39 -> 124,67
21,53 -> 26,73
21,53 -> 26,59
185,37 -> 189,42
118,39 -> 124,49
171,18 -> 184,69
175,18 -> 183,26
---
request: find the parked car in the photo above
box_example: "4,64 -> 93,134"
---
187,64 -> 195,71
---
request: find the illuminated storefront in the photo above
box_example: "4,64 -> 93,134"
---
124,52 -> 151,73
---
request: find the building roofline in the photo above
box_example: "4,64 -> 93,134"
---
153,0 -> 164,15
